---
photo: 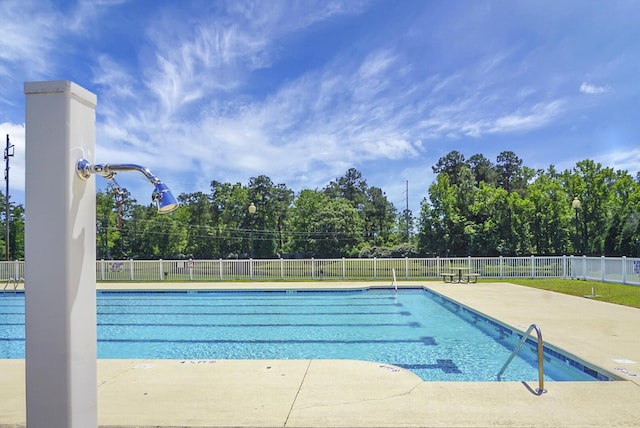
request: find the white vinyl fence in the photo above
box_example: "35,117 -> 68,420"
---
3,256 -> 640,286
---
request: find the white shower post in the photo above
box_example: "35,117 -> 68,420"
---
24,81 -> 98,428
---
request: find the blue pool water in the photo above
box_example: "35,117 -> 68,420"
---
0,288 -> 610,382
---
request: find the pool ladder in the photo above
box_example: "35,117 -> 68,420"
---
3,277 -> 24,293
497,323 -> 546,394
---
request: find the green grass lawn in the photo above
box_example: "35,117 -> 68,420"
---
496,278 -> 640,309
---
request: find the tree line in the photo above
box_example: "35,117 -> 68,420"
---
418,151 -> 640,257
90,167 -> 410,260
1,150 -> 639,260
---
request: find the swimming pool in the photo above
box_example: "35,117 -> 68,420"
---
0,288 -> 611,382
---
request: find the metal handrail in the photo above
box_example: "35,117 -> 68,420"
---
497,323 -> 546,394
2,277 -> 23,292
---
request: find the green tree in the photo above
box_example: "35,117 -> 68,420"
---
126,205 -> 154,258
417,173 -> 464,256
248,175 -> 294,258
8,203 -> 25,260
528,167 -> 571,254
210,180 -> 252,258
287,190 -> 326,257
288,190 -> 363,257
562,160 -> 615,255
96,185 -> 121,259
123,201 -> 186,259
275,184 -> 295,253
0,192 -> 25,260
432,150 -> 467,186
468,153 -> 497,186
496,150 -> 527,195
467,183 -> 510,256
397,208 -> 414,243
604,170 -> 640,256
362,186 -> 396,246
313,198 -> 364,257
178,192 -> 216,258
508,191 -> 535,255
324,167 -> 368,209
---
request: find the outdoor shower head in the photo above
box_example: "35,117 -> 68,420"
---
151,182 -> 179,214
76,159 -> 179,213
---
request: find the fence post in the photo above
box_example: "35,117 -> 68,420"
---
250,258 -> 254,280
374,257 -> 377,280
583,255 -> 587,281
562,255 -> 567,279
312,258 -> 315,279
601,256 -> 605,282
100,259 -> 105,281
499,256 -> 504,279
219,258 -> 223,281
622,256 -> 627,284
569,255 -> 574,279
531,255 -> 535,278
405,257 -> 409,279
159,259 -> 164,280
129,259 -> 134,280
280,258 -> 284,280
342,257 -> 346,279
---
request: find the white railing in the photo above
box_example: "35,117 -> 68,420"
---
0,260 -> 24,284
2,256 -> 639,286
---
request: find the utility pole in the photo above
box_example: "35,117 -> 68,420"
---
405,180 -> 409,242
4,134 -> 14,261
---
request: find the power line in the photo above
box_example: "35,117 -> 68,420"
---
98,223 -> 380,241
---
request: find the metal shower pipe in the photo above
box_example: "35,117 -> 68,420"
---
76,159 -> 179,213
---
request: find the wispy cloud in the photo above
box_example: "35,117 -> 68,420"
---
183,51 -> 422,188
0,1 -> 61,80
418,92 -> 565,139
0,0 -> 125,78
602,147 -> 640,174
89,2 -> 379,193
580,82 -> 611,94
490,100 -> 565,133
137,0 -> 369,122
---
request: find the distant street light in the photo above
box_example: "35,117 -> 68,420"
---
248,202 -> 256,258
572,197 -> 581,254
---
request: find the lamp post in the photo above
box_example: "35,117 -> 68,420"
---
248,202 -> 256,258
572,197 -> 581,254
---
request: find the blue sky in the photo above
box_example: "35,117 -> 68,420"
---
1,0 -> 639,214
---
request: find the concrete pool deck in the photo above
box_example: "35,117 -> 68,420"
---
1,281 -> 640,427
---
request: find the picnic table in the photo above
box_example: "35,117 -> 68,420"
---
450,266 -> 469,283
441,267 -> 480,283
